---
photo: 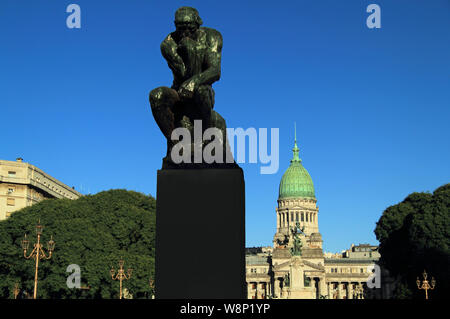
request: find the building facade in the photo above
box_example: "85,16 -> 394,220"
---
0,158 -> 82,220
246,133 -> 393,299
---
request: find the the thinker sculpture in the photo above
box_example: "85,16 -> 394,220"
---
149,6 -> 235,169
151,8 -> 245,300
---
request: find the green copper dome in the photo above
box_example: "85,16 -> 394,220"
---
278,127 -> 315,199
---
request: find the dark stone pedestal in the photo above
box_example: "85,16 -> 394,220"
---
155,168 -> 246,299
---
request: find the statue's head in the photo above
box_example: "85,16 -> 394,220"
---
174,7 -> 202,36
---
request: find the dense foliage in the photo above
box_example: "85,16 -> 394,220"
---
0,189 -> 155,299
374,184 -> 449,299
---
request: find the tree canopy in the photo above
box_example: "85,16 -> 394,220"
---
0,189 -> 155,299
374,183 -> 449,299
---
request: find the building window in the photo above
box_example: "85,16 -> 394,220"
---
7,187 -> 15,194
301,213 -> 304,222
360,268 -> 364,273
295,212 -> 299,221
304,274 -> 311,287
8,171 -> 16,177
7,198 -> 15,206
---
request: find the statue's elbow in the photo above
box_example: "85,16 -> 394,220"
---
160,41 -> 174,59
160,44 -> 169,58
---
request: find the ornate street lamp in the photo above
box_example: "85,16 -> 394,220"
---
21,220 -> 55,299
417,270 -> 436,300
13,282 -> 20,299
111,259 -> 132,299
149,278 -> 155,299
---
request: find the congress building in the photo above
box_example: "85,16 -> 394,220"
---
0,158 -> 82,220
245,134 -> 395,299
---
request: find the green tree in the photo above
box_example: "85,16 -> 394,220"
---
374,184 -> 449,299
0,189 -> 155,299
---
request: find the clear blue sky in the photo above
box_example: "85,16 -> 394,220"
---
1,0 -> 449,253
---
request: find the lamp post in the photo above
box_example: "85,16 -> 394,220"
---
110,259 -> 132,299
21,220 -> 55,299
13,282 -> 20,299
416,270 -> 436,300
149,278 -> 155,299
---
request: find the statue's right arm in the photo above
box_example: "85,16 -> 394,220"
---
160,35 -> 186,79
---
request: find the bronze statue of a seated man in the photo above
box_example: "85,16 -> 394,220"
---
149,7 -> 234,168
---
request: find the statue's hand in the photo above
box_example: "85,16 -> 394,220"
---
178,79 -> 196,99
179,36 -> 196,50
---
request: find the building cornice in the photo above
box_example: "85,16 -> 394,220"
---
0,160 -> 82,199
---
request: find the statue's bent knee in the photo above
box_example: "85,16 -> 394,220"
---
149,87 -> 162,109
149,87 -> 179,110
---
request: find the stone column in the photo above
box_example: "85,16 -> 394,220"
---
337,282 -> 343,299
245,282 -> 251,299
319,278 -> 327,299
261,282 -> 266,299
286,210 -> 290,229
348,282 -> 353,299
274,278 -> 281,298
360,282 -> 365,299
